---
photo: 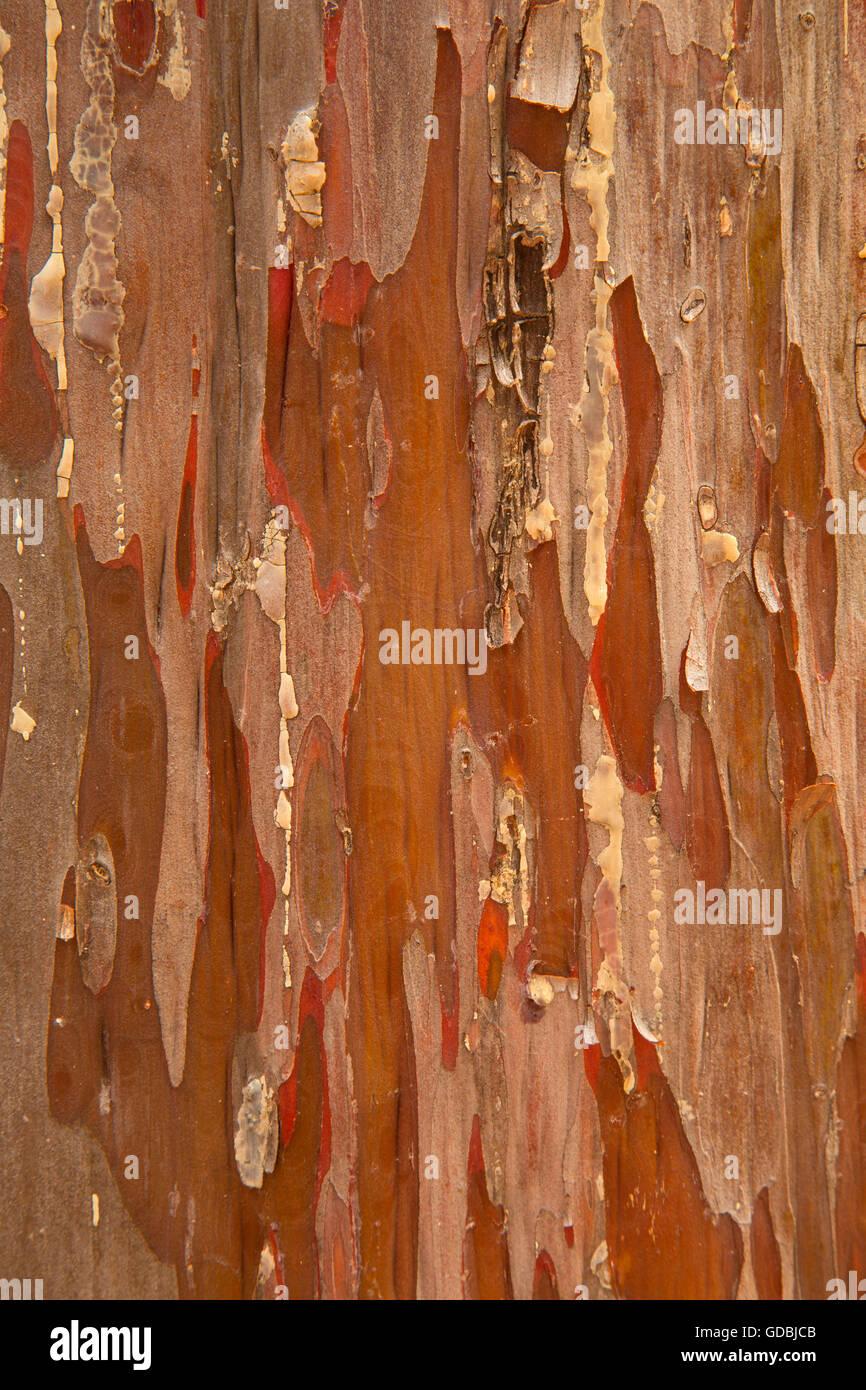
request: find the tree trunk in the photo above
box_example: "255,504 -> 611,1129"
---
1,0 -> 864,1302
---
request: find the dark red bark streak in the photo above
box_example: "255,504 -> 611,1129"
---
0,122 -> 58,472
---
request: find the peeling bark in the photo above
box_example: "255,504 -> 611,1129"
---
1,0 -> 865,1304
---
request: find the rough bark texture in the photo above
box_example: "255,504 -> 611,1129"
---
1,0 -> 864,1301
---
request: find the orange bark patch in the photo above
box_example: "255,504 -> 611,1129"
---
477,896 -> 508,1001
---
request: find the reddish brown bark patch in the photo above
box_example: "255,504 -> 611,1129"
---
767,615 -> 816,817
319,257 -> 375,327
263,266 -> 294,462
112,2 -> 158,74
777,344 -> 824,528
175,414 -> 197,616
463,1115 -> 514,1299
751,1187 -> 782,1300
0,121 -> 59,473
684,718 -> 731,891
472,541 -> 588,978
591,276 -> 663,793
532,1249 -> 559,1299
594,1032 -> 744,1300
274,972 -> 329,1298
506,96 -> 570,171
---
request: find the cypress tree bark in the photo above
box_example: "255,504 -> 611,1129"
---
0,0 -> 864,1302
